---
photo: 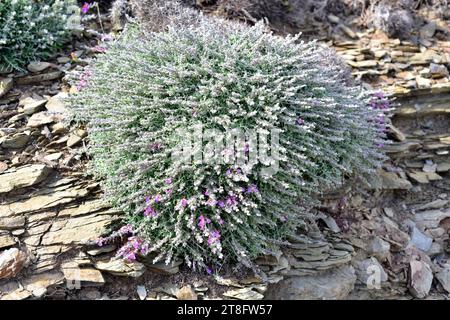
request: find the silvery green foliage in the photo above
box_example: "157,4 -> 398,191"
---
0,0 -> 77,71
127,0 -> 202,32
68,14 -> 386,270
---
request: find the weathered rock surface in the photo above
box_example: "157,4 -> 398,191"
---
223,287 -> 264,300
176,285 -> 198,300
354,257 -> 388,286
63,267 -> 105,287
0,248 -> 28,279
265,265 -> 356,300
408,260 -> 433,298
95,258 -> 146,278
0,78 -> 13,98
0,165 -> 52,194
435,267 -> 450,293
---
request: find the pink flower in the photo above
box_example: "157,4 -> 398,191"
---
181,198 -> 188,207
81,2 -> 91,14
92,45 -> 107,53
198,215 -> 210,231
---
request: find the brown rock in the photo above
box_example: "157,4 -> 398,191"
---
0,78 -> 13,98
63,268 -> 105,287
0,234 -> 16,249
0,248 -> 28,279
0,164 -> 52,194
176,285 -> 198,300
379,170 -> 412,190
95,258 -> 146,278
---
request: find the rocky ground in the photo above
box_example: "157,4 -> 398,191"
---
0,6 -> 449,300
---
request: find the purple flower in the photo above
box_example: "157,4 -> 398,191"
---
165,178 -> 172,185
81,2 -> 91,14
296,117 -> 305,126
203,189 -> 210,197
96,237 -> 104,247
217,200 -> 225,208
226,169 -> 232,176
144,206 -> 157,217
140,243 -> 149,255
247,184 -> 259,194
125,252 -> 136,262
208,230 -> 221,245
154,194 -> 161,203
226,195 -> 237,206
206,267 -> 213,275
181,198 -> 188,207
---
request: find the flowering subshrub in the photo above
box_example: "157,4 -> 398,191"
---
68,12 -> 386,271
0,0 -> 77,71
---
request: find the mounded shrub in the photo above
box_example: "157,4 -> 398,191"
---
68,10 -> 386,271
0,0 -> 77,71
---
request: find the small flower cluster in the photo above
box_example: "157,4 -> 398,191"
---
0,0 -> 77,71
95,224 -> 134,247
68,3 -> 386,270
116,236 -> 149,261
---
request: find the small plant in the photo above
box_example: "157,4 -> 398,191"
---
68,9 -> 386,271
0,0 -> 78,71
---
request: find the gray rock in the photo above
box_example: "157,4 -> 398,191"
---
354,257 -> 388,286
46,92 -> 68,114
366,236 -> 391,261
20,97 -> 47,115
27,62 -> 51,73
0,133 -> 30,149
137,285 -> 147,300
420,22 -> 437,39
435,267 -> 450,293
408,260 -> 433,299
414,209 -> 450,230
265,265 -> 356,300
429,63 -> 449,79
410,226 -> 433,252
27,112 -> 59,128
